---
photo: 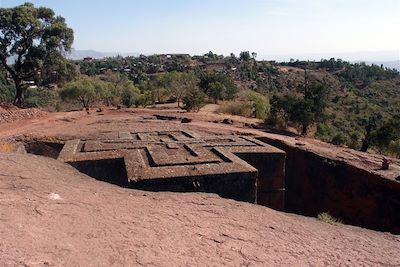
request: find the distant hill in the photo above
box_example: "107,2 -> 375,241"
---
259,50 -> 400,70
66,49 -> 139,60
67,49 -> 399,70
363,61 -> 400,71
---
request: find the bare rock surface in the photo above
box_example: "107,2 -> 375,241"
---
0,106 -> 398,181
0,152 -> 399,266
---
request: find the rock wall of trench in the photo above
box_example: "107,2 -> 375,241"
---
258,137 -> 400,234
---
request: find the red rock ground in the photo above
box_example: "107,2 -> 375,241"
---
1,153 -> 399,266
0,106 -> 399,266
1,106 -> 398,181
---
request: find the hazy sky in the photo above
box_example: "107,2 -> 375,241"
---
1,0 -> 400,59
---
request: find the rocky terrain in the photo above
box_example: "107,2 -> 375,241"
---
1,153 -> 399,266
0,105 -> 44,124
0,106 -> 400,266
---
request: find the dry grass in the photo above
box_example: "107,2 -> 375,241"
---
317,212 -> 343,225
217,101 -> 253,117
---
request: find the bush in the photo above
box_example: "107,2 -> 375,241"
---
207,81 -> 225,103
122,87 -> 141,107
388,140 -> 400,158
59,76 -> 97,108
154,71 -> 198,107
136,90 -> 156,107
265,113 -> 278,126
348,132 -> 362,149
199,72 -> 239,101
331,132 -> 349,145
0,84 -> 15,103
248,93 -> 269,120
316,123 -> 336,141
317,212 -> 343,225
183,88 -> 205,112
24,87 -> 58,108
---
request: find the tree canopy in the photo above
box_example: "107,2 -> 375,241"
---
199,72 -> 239,101
0,2 -> 73,106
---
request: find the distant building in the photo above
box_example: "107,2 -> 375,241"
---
158,54 -> 191,62
83,57 -> 93,62
171,54 -> 190,59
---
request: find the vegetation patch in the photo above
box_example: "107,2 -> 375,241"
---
317,212 -> 343,225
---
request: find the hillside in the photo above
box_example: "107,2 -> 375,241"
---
1,53 -> 399,157
66,49 -> 140,60
257,64 -> 400,152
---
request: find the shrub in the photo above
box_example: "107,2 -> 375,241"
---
207,81 -> 226,103
136,90 -> 156,107
388,140 -> 400,158
155,71 -> 198,107
331,132 -> 349,145
24,87 -> 58,108
316,123 -> 336,142
248,93 -> 269,120
122,87 -> 140,107
199,72 -> 239,101
348,132 -> 362,149
59,76 -> 97,108
0,84 -> 15,103
183,87 -> 205,112
317,212 -> 343,225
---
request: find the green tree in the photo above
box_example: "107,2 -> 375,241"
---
292,70 -> 330,135
268,94 -> 300,128
100,73 -> 136,105
199,72 -> 238,100
24,86 -> 58,108
59,76 -> 110,108
248,93 -> 269,120
239,51 -> 251,61
360,115 -> 380,152
136,90 -> 156,107
207,81 -> 225,103
121,82 -> 141,107
0,3 -> 74,106
183,87 -> 205,112
388,140 -> 400,158
361,114 -> 400,153
172,72 -> 198,108
156,71 -> 198,108
0,68 -> 15,102
40,53 -> 78,85
150,74 -> 174,103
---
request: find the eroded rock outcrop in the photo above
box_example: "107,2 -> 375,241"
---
259,136 -> 400,234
